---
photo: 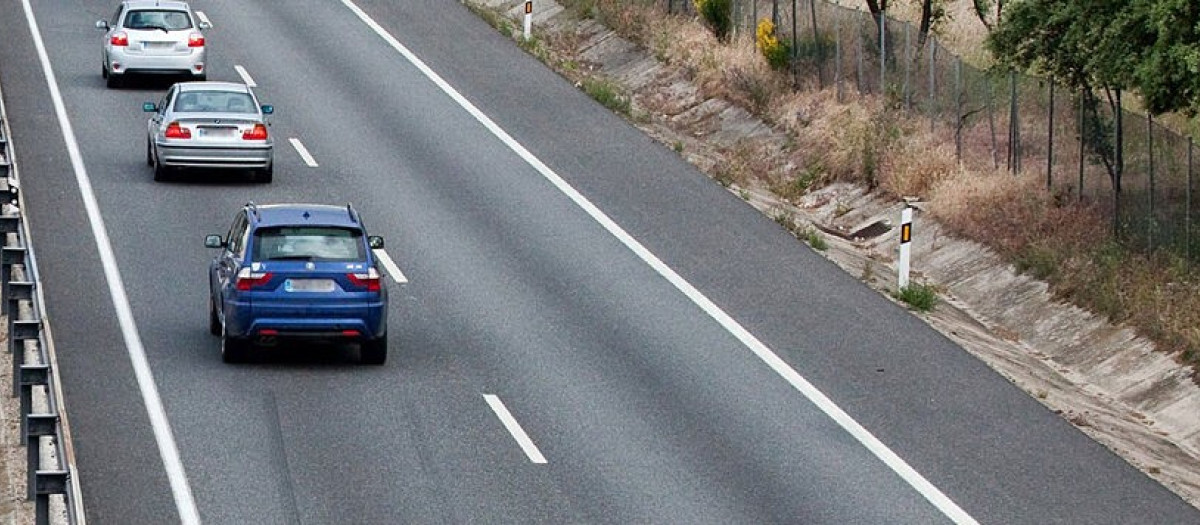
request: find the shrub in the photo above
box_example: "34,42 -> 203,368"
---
693,0 -> 733,42
755,19 -> 791,71
791,31 -> 835,65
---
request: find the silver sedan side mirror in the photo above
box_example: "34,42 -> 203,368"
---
95,20 -> 109,30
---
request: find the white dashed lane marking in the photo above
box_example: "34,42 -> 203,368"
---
372,249 -> 407,284
288,138 -> 318,167
483,395 -> 547,464
234,65 -> 257,87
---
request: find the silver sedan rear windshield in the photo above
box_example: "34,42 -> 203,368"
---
253,227 -> 366,262
125,10 -> 193,31
174,91 -> 256,113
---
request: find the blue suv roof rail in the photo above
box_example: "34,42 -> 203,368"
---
345,203 -> 360,224
245,201 -> 259,221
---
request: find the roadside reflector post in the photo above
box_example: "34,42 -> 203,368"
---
898,205 -> 913,289
523,1 -> 533,40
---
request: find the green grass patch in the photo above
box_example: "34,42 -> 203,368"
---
581,76 -> 632,116
803,227 -> 828,251
895,283 -> 938,311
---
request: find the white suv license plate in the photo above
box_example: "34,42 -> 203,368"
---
284,279 -> 336,293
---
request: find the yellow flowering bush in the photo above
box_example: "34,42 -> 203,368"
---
756,18 -> 791,70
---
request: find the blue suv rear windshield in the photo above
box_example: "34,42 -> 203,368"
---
252,226 -> 365,262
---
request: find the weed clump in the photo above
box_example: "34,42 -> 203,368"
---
895,283 -> 938,311
581,76 -> 631,115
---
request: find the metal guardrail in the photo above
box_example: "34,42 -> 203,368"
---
0,96 -> 81,523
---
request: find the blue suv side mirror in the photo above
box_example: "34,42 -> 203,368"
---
143,102 -> 157,112
368,236 -> 384,249
204,235 -> 224,248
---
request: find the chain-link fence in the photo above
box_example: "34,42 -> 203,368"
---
648,0 -> 1200,260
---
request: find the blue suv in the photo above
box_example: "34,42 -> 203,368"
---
206,202 -> 389,364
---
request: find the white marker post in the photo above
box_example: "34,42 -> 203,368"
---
898,206 -> 913,289
523,1 -> 532,40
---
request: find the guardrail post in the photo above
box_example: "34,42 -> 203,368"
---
25,413 -> 58,501
10,319 -> 39,397
0,217 -> 22,313
19,364 -> 48,445
0,122 -> 9,178
34,468 -> 67,525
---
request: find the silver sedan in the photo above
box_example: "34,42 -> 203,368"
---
96,0 -> 210,88
144,82 -> 275,182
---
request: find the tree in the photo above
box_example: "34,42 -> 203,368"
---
916,0 -> 948,50
988,0 -> 1154,199
1137,0 -> 1200,115
970,0 -> 1005,32
865,0 -> 946,52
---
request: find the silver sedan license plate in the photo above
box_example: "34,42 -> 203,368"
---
198,127 -> 236,138
284,279 -> 335,293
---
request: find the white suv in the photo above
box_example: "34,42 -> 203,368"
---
95,0 -> 210,88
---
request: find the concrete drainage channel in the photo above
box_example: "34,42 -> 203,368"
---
0,83 -> 82,523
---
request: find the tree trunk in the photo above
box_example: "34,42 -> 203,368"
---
917,0 -> 934,49
865,0 -> 887,38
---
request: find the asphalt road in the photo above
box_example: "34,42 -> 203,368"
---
0,0 -> 1196,523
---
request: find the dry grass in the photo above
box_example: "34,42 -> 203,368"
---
932,174 -> 1108,258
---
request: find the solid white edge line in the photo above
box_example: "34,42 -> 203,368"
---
338,1 -> 978,523
483,395 -> 547,464
0,72 -> 88,525
195,10 -> 211,28
20,1 -> 202,523
233,65 -> 257,88
371,248 -> 407,284
287,138 -> 318,167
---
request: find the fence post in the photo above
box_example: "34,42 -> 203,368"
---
791,0 -> 798,85
835,0 -> 843,102
903,23 -> 911,110
1047,80 -> 1054,189
1115,89 -> 1124,237
955,58 -> 963,161
1147,113 -> 1155,251
809,0 -> 822,88
1078,91 -> 1086,201
856,17 -> 864,94
1188,138 -> 1193,261
1008,71 -> 1019,174
988,75 -> 998,169
928,38 -> 936,132
879,9 -> 886,96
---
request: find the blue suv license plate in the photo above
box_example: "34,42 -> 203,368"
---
284,279 -> 336,293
